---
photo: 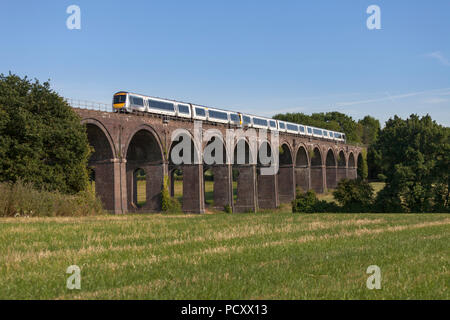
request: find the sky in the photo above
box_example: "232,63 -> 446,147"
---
1,0 -> 449,127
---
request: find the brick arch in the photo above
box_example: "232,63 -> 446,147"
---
348,152 -> 356,167
257,139 -> 274,167
202,130 -> 228,165
125,125 -> 165,213
310,146 -> 324,193
295,143 -> 310,167
232,137 -> 255,165
81,118 -> 117,212
124,124 -> 164,162
325,148 -> 337,189
168,130 -> 201,165
337,149 -> 347,166
336,149 -> 347,183
279,142 -> 293,166
347,152 -> 357,180
81,118 -> 117,159
294,143 -> 310,193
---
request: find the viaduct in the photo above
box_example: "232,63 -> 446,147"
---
74,108 -> 363,214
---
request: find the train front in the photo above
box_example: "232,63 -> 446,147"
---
112,91 -> 128,112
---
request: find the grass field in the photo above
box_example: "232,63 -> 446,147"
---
0,212 -> 448,299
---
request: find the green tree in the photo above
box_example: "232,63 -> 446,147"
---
373,114 -> 449,212
0,73 -> 91,194
359,115 -> 380,146
333,178 -> 374,212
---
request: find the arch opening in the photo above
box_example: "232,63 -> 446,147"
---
278,143 -> 295,203
169,132 -> 203,212
232,139 -> 256,212
325,149 -> 337,190
337,150 -> 347,182
85,123 -> 115,211
310,147 -> 324,193
295,146 -> 310,193
348,153 -> 356,180
203,136 -> 230,209
126,128 -> 164,212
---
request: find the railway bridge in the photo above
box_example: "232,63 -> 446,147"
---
74,108 -> 363,214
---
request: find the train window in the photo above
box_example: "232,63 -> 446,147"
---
269,120 -> 276,128
148,99 -> 174,112
195,107 -> 206,117
287,123 -> 298,131
334,132 -> 341,138
113,95 -> 126,104
279,122 -> 285,129
131,96 -> 144,106
253,117 -> 268,126
299,126 -> 305,133
243,116 -> 251,124
313,128 -> 323,135
178,104 -> 190,114
208,110 -> 228,120
230,113 -> 239,122
323,131 -> 328,137
307,127 -> 312,134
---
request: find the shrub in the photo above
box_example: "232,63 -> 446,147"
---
0,180 -> 103,217
224,204 -> 232,213
292,190 -> 318,213
333,178 -> 374,212
160,176 -> 181,213
292,189 -> 340,213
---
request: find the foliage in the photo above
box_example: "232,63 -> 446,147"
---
333,178 -> 374,212
357,149 -> 368,180
224,204 -> 232,214
0,180 -> 103,217
273,111 -> 363,144
0,73 -> 91,194
358,115 -> 380,146
292,188 -> 340,213
371,114 -> 449,213
161,176 -> 181,213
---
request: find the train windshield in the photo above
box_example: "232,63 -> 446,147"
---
114,94 -> 126,104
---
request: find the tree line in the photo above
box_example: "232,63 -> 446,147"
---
278,111 -> 449,213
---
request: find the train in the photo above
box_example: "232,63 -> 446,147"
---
112,91 -> 346,143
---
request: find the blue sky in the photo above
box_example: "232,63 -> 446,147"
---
1,0 -> 449,126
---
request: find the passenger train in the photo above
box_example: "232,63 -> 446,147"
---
112,91 -> 346,143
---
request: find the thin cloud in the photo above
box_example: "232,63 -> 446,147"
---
336,87 -> 450,107
426,51 -> 450,66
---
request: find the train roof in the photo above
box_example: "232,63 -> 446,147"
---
114,91 -> 345,136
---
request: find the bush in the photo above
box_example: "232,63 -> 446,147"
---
0,180 -> 103,217
333,178 -> 374,212
160,176 -> 181,213
292,189 -> 340,213
224,204 -> 232,213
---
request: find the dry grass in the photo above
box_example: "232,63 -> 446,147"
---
0,212 -> 448,299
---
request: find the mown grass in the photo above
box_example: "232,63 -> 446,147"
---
0,212 -> 448,299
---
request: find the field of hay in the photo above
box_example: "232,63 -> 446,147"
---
0,212 -> 448,299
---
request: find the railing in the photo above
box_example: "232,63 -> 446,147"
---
66,98 -> 111,112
